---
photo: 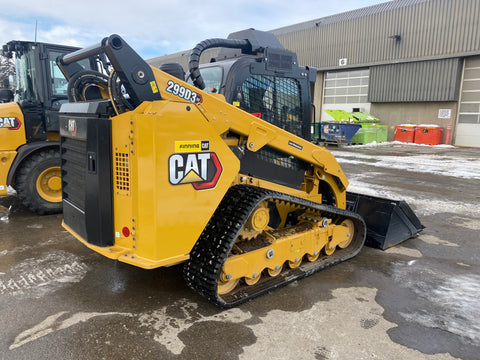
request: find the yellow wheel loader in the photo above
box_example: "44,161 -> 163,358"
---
0,41 -> 101,214
57,31 -> 423,307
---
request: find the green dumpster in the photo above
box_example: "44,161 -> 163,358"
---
375,125 -> 388,142
323,110 -> 388,144
324,110 -> 355,122
351,123 -> 388,144
351,112 -> 380,123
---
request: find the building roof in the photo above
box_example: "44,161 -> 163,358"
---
271,0 -> 430,35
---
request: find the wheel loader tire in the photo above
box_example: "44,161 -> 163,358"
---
15,149 -> 62,215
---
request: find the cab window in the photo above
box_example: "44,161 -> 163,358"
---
188,66 -> 223,93
48,50 -> 91,97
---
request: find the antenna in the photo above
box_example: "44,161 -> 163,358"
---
34,20 -> 38,43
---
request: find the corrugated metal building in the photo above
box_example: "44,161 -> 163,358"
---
148,0 -> 480,147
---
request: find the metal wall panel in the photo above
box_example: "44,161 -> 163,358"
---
369,58 -> 463,102
272,0 -> 480,70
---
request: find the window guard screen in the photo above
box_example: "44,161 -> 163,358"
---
240,75 -> 303,137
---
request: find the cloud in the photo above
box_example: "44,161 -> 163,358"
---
0,0 -> 389,58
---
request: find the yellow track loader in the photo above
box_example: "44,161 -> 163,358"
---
57,31 -> 423,307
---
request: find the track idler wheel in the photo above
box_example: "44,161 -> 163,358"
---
338,219 -> 354,248
218,273 -> 240,295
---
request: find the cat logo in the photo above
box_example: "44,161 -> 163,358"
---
168,152 -> 222,190
0,117 -> 21,130
175,140 -> 210,153
68,119 -> 77,135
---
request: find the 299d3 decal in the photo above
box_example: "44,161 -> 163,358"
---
166,80 -> 203,104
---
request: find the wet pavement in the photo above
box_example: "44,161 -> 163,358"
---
1,143 -> 479,360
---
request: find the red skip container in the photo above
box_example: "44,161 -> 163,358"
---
394,125 -> 416,143
414,125 -> 444,145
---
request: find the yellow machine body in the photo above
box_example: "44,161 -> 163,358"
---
66,68 -> 348,269
0,102 -> 26,196
57,33 -> 375,307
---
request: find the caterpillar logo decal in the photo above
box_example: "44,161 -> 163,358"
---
175,140 -> 210,153
0,117 -> 21,130
169,152 -> 222,190
68,119 -> 77,135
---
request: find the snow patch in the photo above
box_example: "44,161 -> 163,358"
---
392,262 -> 480,346
7,185 -> 16,195
344,141 -> 455,149
0,250 -> 89,298
334,151 -> 480,179
346,177 -> 480,218
384,246 -> 423,258
419,234 -> 459,247
447,216 -> 480,231
10,311 -> 133,350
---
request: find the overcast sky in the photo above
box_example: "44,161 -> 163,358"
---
1,0 -> 390,59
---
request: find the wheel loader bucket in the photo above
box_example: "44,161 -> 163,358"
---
346,192 -> 425,249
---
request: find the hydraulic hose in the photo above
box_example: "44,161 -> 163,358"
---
189,38 -> 251,90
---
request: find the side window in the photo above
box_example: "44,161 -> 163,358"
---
187,66 -> 223,93
49,51 -> 69,97
241,75 -> 303,136
48,50 -> 92,97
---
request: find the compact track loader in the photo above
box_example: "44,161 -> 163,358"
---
57,31 -> 423,307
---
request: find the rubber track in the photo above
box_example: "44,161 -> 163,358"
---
183,185 -> 366,308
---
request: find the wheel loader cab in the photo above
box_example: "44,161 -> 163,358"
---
0,40 -> 99,213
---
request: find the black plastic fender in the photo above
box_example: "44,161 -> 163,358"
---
7,141 -> 60,185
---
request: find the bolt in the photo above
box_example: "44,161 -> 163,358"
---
330,245 -> 334,249
347,233 -> 351,237
249,142 -> 254,148
252,273 -> 257,279
295,257 -> 300,263
314,251 -> 318,256
226,273 -> 232,280
275,265 -> 279,270
137,70 -> 145,79
266,249 -> 275,259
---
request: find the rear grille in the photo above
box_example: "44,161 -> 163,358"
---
61,137 -> 87,210
114,152 -> 130,194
